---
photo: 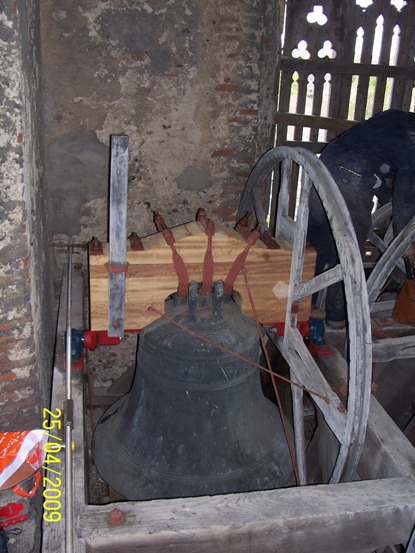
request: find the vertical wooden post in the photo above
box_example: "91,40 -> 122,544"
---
108,134 -> 129,338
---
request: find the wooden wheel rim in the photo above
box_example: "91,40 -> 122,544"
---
238,146 -> 372,483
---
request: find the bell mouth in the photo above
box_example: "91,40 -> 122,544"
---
93,393 -> 293,500
92,282 -> 293,500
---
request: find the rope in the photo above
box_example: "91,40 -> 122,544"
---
147,306 -> 329,403
223,228 -> 260,295
201,219 -> 215,294
154,212 -> 189,296
241,267 -> 300,485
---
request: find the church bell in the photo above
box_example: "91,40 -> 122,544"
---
93,281 -> 292,500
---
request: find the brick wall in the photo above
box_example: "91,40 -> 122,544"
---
0,0 -> 54,430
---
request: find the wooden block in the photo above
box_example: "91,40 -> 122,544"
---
88,221 -> 316,330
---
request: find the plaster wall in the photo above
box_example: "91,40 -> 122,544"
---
0,0 -> 282,430
40,0 -> 280,271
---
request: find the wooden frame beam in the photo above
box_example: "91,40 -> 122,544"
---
80,477 -> 415,553
43,271 -> 415,553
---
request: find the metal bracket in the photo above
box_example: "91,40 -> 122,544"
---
105,263 -> 129,273
107,134 -> 129,338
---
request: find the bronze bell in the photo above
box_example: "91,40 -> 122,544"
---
93,281 -> 292,500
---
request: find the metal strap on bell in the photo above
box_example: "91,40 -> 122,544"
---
93,281 -> 292,500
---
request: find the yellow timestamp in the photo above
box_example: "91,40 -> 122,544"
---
42,408 -> 63,523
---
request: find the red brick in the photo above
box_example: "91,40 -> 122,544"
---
0,331 -> 17,345
238,156 -> 256,166
0,275 -> 16,286
0,352 -> 36,370
0,335 -> 33,351
211,149 -> 238,158
214,84 -> 240,92
211,207 -> 236,219
239,109 -> 258,116
0,372 -> 16,384
219,16 -> 239,24
0,390 -> 18,403
1,376 -> 37,393
228,117 -> 241,123
0,337 -> 33,354
0,316 -> 33,332
3,410 -> 42,431
2,396 -> 39,414
0,241 -> 28,262
1,294 -> 31,315
222,185 -> 245,193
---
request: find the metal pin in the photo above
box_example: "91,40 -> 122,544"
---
336,164 -> 362,177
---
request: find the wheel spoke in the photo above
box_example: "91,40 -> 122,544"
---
291,381 -> 307,485
367,229 -> 405,274
253,188 -> 269,231
275,158 -> 295,246
372,335 -> 415,362
238,146 -> 372,485
371,201 -> 392,227
293,264 -> 343,302
270,330 -> 347,443
367,213 -> 415,308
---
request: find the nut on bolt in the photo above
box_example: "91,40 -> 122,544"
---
290,303 -> 299,315
108,508 -> 125,525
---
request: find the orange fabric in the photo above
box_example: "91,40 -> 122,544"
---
0,430 -> 46,491
392,280 -> 415,325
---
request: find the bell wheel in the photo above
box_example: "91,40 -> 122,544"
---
366,203 -> 415,314
237,146 -> 372,484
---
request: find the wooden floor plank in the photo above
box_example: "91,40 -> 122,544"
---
79,477 -> 415,553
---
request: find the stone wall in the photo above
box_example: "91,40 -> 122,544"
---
0,0 -> 281,427
40,0 -> 280,273
0,0 -> 54,430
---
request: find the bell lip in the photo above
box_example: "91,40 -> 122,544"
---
92,395 -> 293,501
92,290 -> 293,501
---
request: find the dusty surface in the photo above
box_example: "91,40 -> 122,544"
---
40,0 -> 279,279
